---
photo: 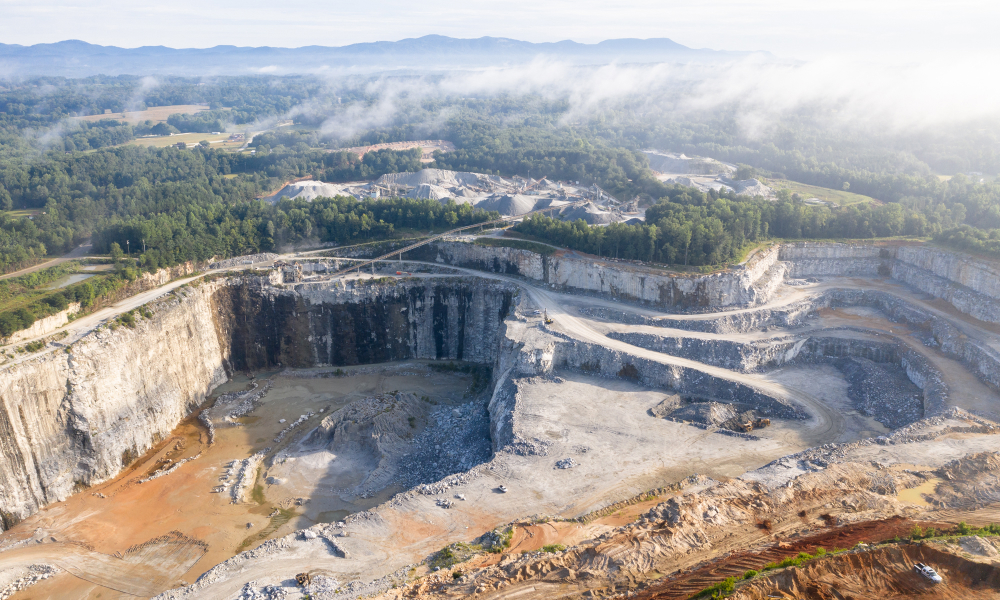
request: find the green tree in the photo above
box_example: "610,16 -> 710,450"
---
109,242 -> 124,263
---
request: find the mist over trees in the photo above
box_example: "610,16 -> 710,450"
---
0,72 -> 999,276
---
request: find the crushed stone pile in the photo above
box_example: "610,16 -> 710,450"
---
474,194 -> 539,216
651,395 -> 761,432
718,176 -> 775,198
406,183 -> 453,201
209,253 -> 278,269
643,151 -> 735,176
558,201 -> 615,224
265,180 -> 349,203
303,392 -> 493,499
376,168 -> 503,188
835,357 -> 924,429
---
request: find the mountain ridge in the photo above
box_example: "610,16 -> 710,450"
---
0,35 -> 758,77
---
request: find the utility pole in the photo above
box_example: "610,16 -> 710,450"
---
142,239 -> 146,253
126,240 -> 130,258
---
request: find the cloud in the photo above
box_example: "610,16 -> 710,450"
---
292,52 -> 1000,146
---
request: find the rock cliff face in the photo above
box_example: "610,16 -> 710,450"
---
781,243 -> 1000,325
416,241 -> 784,310
6,303 -> 81,345
779,243 -> 889,277
0,285 -> 227,530
213,277 -> 515,371
0,276 -> 515,531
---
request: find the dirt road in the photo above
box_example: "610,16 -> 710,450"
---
0,241 -> 96,282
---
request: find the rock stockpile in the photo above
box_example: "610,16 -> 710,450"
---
835,356 -> 924,428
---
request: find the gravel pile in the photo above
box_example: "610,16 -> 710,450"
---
394,399 -> 493,492
0,565 -> 56,598
835,357 -> 924,428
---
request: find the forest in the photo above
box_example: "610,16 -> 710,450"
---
0,74 -> 999,281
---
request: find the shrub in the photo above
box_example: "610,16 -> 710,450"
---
43,294 -> 68,310
541,544 -> 566,553
742,570 -> 758,579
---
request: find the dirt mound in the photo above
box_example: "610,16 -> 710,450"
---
735,543 -> 1000,599
633,517 -> 935,600
929,452 -> 1000,510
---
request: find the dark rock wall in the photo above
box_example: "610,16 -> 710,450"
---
213,278 -> 514,371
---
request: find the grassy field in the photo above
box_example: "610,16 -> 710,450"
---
6,209 -> 40,218
767,179 -> 876,206
130,132 -> 244,150
71,104 -> 212,123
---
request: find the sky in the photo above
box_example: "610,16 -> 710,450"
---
1,0 -> 998,61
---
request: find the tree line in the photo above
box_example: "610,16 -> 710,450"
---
515,186 -> 942,267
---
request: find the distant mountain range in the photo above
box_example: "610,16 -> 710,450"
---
0,36 -> 759,78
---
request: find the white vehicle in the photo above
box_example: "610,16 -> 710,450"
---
498,485 -> 508,493
913,562 -> 943,583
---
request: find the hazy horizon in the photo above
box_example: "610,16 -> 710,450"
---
3,0 -> 999,62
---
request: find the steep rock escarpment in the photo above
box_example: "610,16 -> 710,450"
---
781,242 -> 1000,325
0,285 -> 228,530
0,277 -> 515,531
213,277 -> 515,371
413,241 -> 784,310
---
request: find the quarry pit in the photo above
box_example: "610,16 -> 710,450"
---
1,241 -> 1000,599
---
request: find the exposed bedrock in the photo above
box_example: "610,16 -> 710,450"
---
0,285 -> 228,531
608,330 -> 944,424
822,288 -> 1000,394
213,276 -> 515,371
781,242 -> 1000,324
0,277 -> 515,532
422,240 -> 1000,327
485,322 -> 805,455
411,241 -> 785,310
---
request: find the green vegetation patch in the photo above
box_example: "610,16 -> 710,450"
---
769,179 -> 876,206
430,542 -> 484,570
237,508 -> 296,551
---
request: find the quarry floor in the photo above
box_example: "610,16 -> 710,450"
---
0,363 -> 475,599
4,260 -> 1000,599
